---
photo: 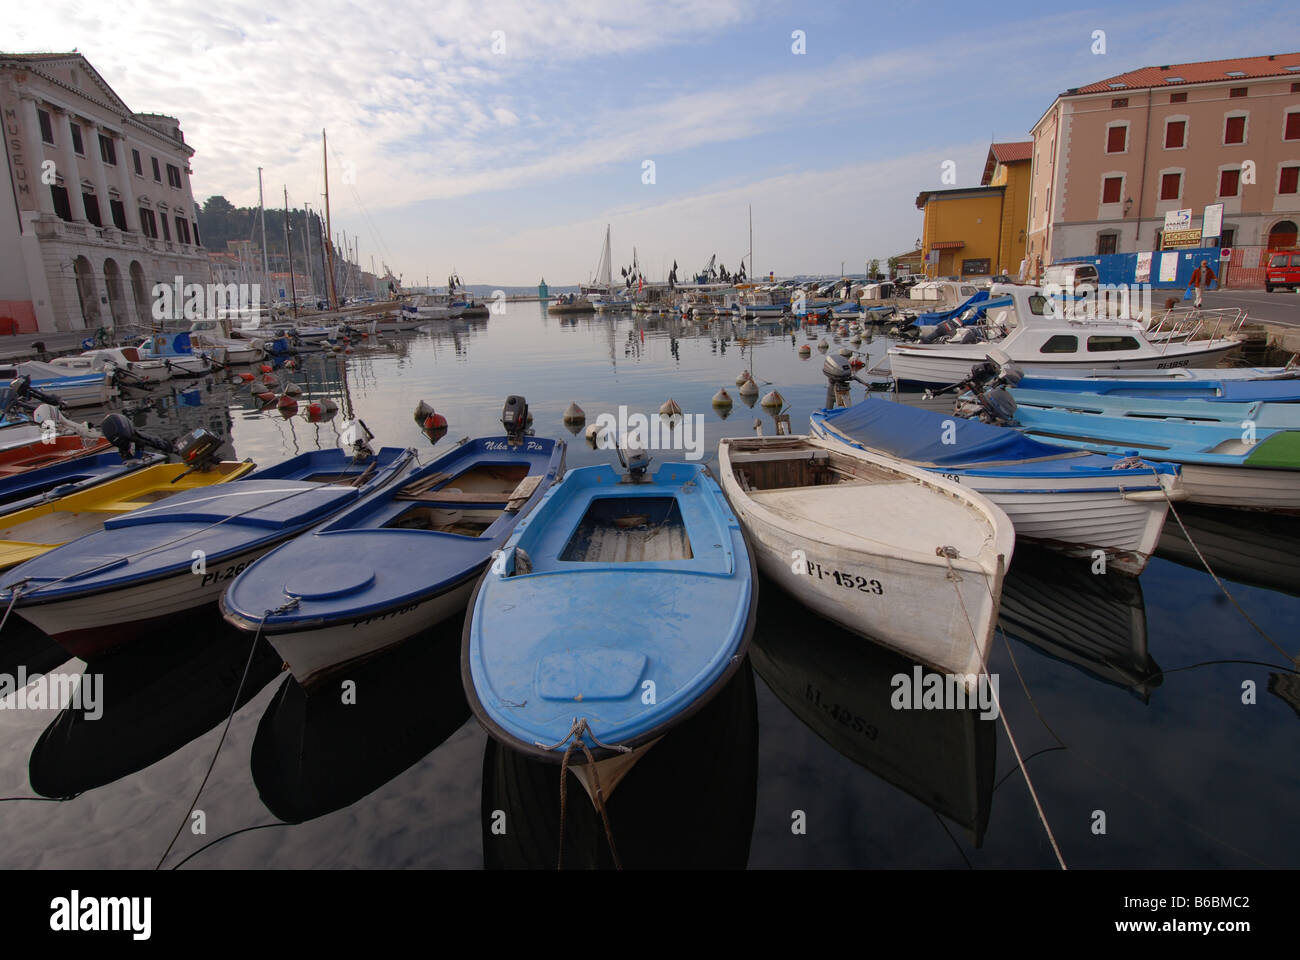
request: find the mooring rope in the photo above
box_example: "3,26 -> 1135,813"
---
548,718 -> 624,870
939,549 -> 1067,870
0,580 -> 27,636
1147,467 -> 1296,667
153,598 -> 297,870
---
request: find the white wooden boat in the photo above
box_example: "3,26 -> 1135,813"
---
718,435 -> 1013,679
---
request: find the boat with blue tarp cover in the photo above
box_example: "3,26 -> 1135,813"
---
463,452 -> 756,773
809,397 -> 1180,574
223,403 -> 566,688
0,444 -> 415,659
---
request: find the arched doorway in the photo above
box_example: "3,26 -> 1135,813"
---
103,258 -> 127,329
129,261 -> 151,322
1269,220 -> 1298,250
72,256 -> 99,330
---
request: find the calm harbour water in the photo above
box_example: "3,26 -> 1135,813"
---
0,300 -> 1297,869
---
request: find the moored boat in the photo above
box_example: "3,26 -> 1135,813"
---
886,283 -> 1244,387
223,404 -> 565,688
718,434 -> 1011,680
463,452 -> 756,772
811,380 -> 1178,574
0,445 -> 415,658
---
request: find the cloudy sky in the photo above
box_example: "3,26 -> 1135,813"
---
11,0 -> 1296,284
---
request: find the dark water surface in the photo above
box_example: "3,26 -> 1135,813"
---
1,302 -> 1296,869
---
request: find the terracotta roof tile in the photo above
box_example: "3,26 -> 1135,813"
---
1073,52 -> 1300,94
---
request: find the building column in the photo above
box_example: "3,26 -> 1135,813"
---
112,130 -> 140,232
85,120 -> 114,231
15,94 -> 56,216
52,108 -> 88,221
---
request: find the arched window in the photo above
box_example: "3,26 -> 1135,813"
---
1268,220 -> 1298,250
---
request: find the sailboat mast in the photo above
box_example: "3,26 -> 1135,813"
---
748,204 -> 753,280
283,186 -> 298,317
322,130 -> 339,311
257,168 -> 270,299
302,202 -> 315,302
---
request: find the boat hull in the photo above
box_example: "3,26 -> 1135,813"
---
17,541 -> 278,659
1179,463 -> 1300,512
809,411 -> 1174,574
889,342 -> 1242,387
730,484 -> 1001,680
252,577 -> 477,689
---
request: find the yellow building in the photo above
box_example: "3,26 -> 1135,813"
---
915,142 -> 1032,279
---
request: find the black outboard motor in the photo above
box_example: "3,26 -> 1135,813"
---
102,412 -> 163,460
980,387 -> 1018,424
175,427 -> 224,470
501,395 -> 528,446
100,412 -> 215,467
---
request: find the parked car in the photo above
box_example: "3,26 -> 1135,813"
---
1040,263 -> 1100,291
1265,251 -> 1300,292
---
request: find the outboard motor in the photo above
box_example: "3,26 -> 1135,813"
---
822,352 -> 855,387
101,412 -> 178,461
501,395 -> 528,446
920,317 -> 958,344
821,351 -> 872,408
175,427 -> 224,469
980,387 -> 1018,424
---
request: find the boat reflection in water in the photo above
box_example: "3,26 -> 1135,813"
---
27,621 -> 283,799
251,615 -> 470,824
0,615 -> 69,682
1156,505 -> 1300,599
480,659 -> 758,870
997,543 -> 1159,701
750,580 -> 995,848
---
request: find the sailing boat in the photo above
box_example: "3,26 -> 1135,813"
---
586,226 -> 633,311
547,225 -> 611,315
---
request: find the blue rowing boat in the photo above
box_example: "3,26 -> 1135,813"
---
222,433 -> 566,688
0,446 -> 415,659
1014,374 -> 1300,404
463,457 -> 756,767
984,400 -> 1300,513
809,398 -> 1180,574
1008,388 -> 1300,429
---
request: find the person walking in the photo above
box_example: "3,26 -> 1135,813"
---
1189,259 -> 1217,308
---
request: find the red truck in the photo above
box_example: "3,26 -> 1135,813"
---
1265,250 -> 1300,292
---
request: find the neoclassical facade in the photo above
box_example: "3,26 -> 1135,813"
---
0,52 -> 209,333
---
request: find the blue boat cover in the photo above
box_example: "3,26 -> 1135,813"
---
818,399 -> 1072,467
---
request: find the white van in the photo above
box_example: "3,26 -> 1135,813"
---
1040,263 -> 1099,290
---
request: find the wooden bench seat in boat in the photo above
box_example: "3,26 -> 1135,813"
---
394,472 -> 543,512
